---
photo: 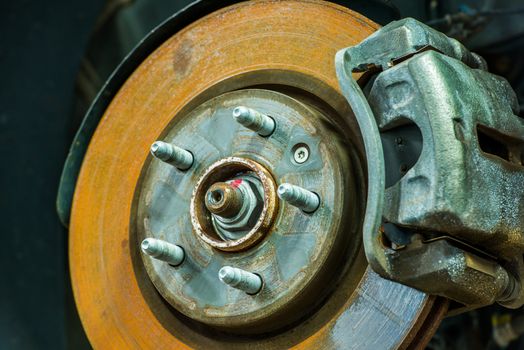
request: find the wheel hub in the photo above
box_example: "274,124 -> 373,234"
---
192,157 -> 277,251
137,88 -> 357,333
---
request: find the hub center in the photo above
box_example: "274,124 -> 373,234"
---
135,88 -> 360,334
191,157 -> 277,252
205,176 -> 263,239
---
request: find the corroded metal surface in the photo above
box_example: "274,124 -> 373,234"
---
138,89 -> 357,333
336,18 -> 524,308
190,157 -> 277,252
205,182 -> 244,218
69,1 -> 445,348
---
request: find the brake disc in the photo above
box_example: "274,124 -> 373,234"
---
68,1 -> 446,348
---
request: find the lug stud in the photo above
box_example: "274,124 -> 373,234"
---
150,141 -> 193,170
218,266 -> 263,294
277,183 -> 320,213
232,106 -> 275,136
141,238 -> 185,266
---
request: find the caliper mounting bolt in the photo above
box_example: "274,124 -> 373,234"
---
150,141 -> 194,170
232,106 -> 276,137
277,183 -> 320,213
141,238 -> 185,266
218,266 -> 263,294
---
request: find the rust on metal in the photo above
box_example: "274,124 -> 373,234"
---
69,1 -> 445,348
204,182 -> 244,218
191,157 -> 278,252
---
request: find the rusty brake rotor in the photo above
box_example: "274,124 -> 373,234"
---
69,1 -> 447,348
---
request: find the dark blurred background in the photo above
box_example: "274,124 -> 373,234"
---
2,0 -> 524,349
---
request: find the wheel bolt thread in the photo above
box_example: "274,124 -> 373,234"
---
141,238 -> 185,266
150,141 -> 193,170
232,106 -> 275,136
218,266 -> 262,294
277,183 -> 320,213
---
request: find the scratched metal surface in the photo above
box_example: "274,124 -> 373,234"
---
310,268 -> 430,349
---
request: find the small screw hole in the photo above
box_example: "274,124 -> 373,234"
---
210,190 -> 223,204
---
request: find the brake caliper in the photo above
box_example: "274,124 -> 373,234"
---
336,18 -> 524,309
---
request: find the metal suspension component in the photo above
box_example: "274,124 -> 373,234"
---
218,266 -> 263,294
232,106 -> 275,136
141,238 -> 185,266
150,141 -> 194,170
277,183 -> 320,213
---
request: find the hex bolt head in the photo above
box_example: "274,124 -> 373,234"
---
277,183 -> 320,213
141,238 -> 185,266
232,106 -> 276,137
150,141 -> 194,170
218,266 -> 263,294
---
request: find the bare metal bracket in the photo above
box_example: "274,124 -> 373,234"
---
336,18 -> 524,309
